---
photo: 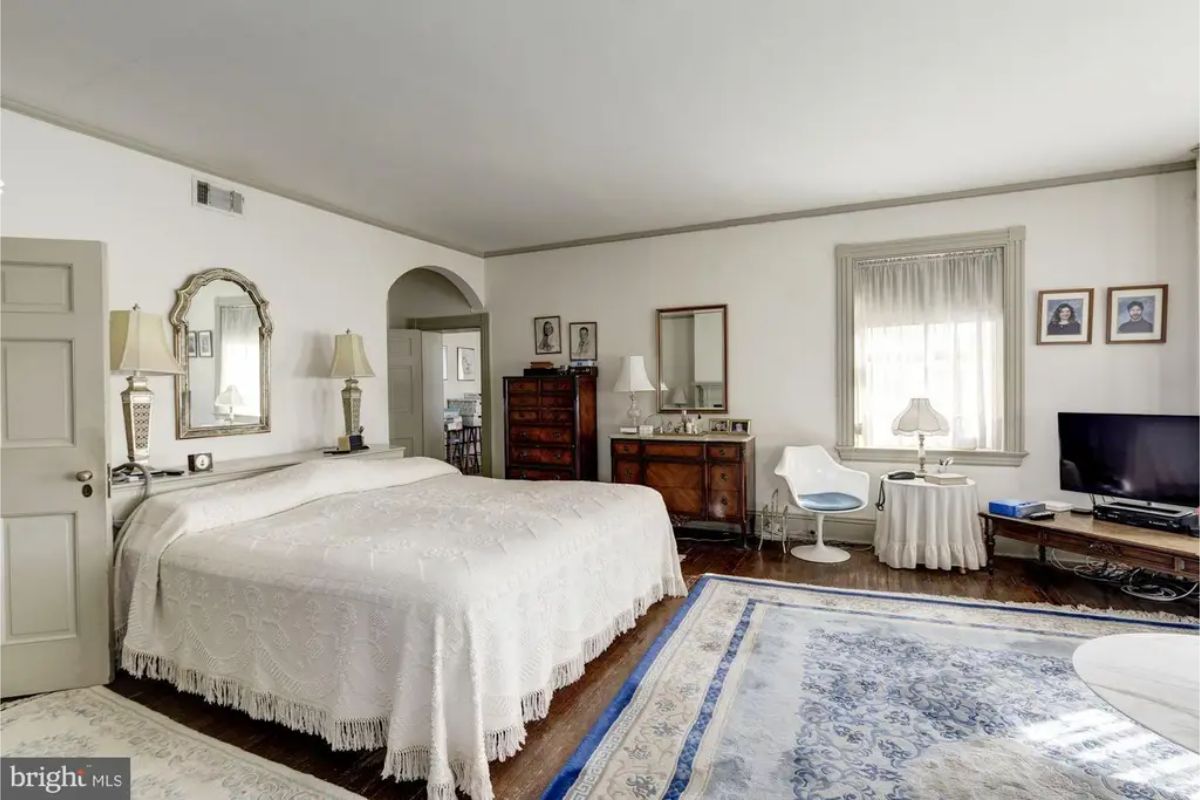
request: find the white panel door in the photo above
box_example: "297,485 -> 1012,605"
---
387,329 -> 423,457
420,331 -> 444,459
1,237 -> 111,697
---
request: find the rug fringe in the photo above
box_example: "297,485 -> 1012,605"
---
121,577 -> 682,800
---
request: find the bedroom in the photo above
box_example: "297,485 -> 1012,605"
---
1,1 -> 1198,799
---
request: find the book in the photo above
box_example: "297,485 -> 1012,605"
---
924,472 -> 968,486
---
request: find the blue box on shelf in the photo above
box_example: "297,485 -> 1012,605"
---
988,499 -> 1047,518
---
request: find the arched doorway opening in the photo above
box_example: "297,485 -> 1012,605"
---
386,267 -> 490,475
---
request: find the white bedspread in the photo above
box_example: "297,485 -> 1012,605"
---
115,457 -> 685,800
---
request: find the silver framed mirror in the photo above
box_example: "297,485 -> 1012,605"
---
656,304 -> 728,413
170,268 -> 272,439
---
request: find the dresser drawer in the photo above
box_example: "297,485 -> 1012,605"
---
644,442 -> 704,459
510,425 -> 574,445
507,466 -> 573,481
645,461 -> 703,489
508,379 -> 540,394
708,463 -> 741,491
510,446 -> 574,467
540,378 -> 575,393
540,394 -> 575,408
655,487 -> 705,516
612,440 -> 641,456
612,460 -> 642,484
509,409 -> 539,424
707,443 -> 743,462
541,409 -> 574,424
508,394 -> 539,408
707,490 -> 742,520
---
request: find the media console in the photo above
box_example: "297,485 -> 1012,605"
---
980,510 -> 1200,579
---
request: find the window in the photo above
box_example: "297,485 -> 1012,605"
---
835,228 -> 1027,466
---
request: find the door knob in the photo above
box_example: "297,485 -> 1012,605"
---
75,470 -> 93,482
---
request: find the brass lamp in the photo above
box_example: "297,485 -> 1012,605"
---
329,330 -> 375,437
110,305 -> 183,472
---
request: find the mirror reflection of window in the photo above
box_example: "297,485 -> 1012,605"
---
657,306 -> 726,412
185,279 -> 262,427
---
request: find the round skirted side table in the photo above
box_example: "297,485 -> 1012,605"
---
873,477 -> 986,572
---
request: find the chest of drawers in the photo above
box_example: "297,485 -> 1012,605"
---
610,434 -> 755,536
503,374 -> 597,481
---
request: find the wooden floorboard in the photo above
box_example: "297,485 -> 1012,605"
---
107,543 -> 1198,799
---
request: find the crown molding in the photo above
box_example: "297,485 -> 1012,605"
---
485,160 -> 1196,258
1,97 -> 485,258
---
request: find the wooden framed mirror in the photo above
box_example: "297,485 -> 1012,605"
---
170,268 -> 272,439
656,304 -> 728,413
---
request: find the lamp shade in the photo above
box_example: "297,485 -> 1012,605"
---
613,355 -> 655,393
329,330 -> 375,378
110,306 -> 183,375
892,397 -> 950,435
670,386 -> 689,405
214,384 -> 245,409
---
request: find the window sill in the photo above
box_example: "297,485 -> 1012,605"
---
835,445 -> 1028,467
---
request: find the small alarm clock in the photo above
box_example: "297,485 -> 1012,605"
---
187,452 -> 214,473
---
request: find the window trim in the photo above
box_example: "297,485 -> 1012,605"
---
834,226 -> 1028,467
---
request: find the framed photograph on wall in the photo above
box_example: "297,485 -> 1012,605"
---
568,321 -> 597,360
457,347 -> 476,381
1037,288 -> 1093,344
1107,284 -> 1168,344
533,315 -> 562,355
196,330 -> 213,358
186,330 -> 197,358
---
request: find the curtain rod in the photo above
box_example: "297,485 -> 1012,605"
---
855,247 -> 1000,265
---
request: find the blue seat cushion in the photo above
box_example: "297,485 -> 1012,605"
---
796,492 -> 861,512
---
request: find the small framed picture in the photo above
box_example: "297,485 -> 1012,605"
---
457,347 -> 476,381
729,419 -> 751,434
196,330 -> 213,358
1107,284 -> 1168,344
708,417 -> 731,433
533,316 -> 562,355
1037,288 -> 1093,345
568,321 -> 597,360
186,330 -> 197,358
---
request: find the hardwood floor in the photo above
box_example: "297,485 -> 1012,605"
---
108,543 -> 1198,799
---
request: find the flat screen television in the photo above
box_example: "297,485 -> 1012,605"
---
1058,412 -> 1199,508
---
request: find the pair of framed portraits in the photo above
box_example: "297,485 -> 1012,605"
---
1036,284 -> 1168,345
533,316 -> 598,360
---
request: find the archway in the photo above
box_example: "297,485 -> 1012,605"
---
386,267 -> 490,476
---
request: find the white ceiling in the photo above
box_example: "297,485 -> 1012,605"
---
2,0 -> 1196,255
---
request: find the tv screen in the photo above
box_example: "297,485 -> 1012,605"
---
1058,413 -> 1199,508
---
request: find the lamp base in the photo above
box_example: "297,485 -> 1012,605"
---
340,378 -> 362,437
120,374 -> 154,465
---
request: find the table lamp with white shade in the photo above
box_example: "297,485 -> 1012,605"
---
892,397 -> 949,476
110,305 -> 183,474
329,329 -> 375,438
613,355 -> 655,430
214,384 -> 245,424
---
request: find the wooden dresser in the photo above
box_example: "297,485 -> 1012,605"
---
611,434 -> 756,536
503,374 -> 597,481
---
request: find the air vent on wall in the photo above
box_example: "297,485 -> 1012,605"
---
193,178 -> 244,215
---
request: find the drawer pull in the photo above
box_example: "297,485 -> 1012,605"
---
720,496 -> 728,506
720,472 -> 728,481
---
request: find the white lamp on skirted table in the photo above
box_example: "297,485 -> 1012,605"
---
613,355 -> 655,431
892,397 -> 949,476
329,330 -> 375,440
214,384 -> 245,424
110,305 -> 183,475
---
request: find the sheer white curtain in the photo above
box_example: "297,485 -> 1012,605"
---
217,304 -> 261,417
853,248 -> 1003,450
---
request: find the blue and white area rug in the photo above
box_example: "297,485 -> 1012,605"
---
545,575 -> 1200,800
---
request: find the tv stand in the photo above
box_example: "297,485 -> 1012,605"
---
980,511 -> 1199,579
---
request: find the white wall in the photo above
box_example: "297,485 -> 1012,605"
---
1,110 -> 485,465
442,331 -> 482,399
486,172 -> 1199,538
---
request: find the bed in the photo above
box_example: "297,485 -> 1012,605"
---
115,456 -> 686,800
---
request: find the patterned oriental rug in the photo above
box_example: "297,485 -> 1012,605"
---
544,575 -> 1200,800
1,686 -> 363,799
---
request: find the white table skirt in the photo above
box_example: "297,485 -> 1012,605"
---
874,478 -> 986,570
